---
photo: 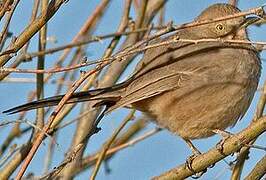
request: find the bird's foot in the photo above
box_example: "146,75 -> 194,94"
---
185,150 -> 200,172
184,139 -> 206,178
185,151 -> 207,179
213,129 -> 233,155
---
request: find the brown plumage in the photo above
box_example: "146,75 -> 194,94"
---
3,3 -> 261,140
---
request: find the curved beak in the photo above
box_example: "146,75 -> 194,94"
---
240,16 -> 264,28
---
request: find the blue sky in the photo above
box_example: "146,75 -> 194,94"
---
0,0 -> 266,179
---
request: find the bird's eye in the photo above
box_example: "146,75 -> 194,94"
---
215,23 -> 224,31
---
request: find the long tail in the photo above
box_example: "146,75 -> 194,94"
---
3,86 -> 124,114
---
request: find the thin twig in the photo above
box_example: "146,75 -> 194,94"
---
35,0 -> 48,138
90,110 -> 135,180
1,37 -> 265,74
0,0 -> 20,51
0,0 -> 66,66
0,144 -> 21,168
41,127 -> 160,179
60,0 -> 132,177
0,0 -> 13,21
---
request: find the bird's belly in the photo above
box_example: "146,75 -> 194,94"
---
133,82 -> 255,139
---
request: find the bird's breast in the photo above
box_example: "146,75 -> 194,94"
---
134,46 -> 261,139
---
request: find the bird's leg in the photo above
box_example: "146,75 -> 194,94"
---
184,139 -> 201,156
212,129 -> 233,155
184,139 -> 206,178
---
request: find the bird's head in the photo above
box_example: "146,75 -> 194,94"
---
193,3 -> 248,39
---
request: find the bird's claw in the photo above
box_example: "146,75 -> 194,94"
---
185,151 -> 206,178
186,151 -> 200,172
213,129 -> 232,155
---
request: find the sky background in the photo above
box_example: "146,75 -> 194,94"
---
0,0 -> 266,179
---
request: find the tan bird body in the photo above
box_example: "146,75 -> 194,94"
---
4,4 -> 261,140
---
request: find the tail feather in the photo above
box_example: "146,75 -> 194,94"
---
3,87 -> 124,114
3,94 -> 64,114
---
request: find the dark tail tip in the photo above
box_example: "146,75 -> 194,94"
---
3,101 -> 51,115
3,104 -> 31,115
2,94 -> 65,115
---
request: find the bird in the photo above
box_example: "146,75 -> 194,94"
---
3,3 -> 261,154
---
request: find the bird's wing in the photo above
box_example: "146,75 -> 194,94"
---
109,64 -> 194,111
107,41 -> 225,111
107,38 -> 258,112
